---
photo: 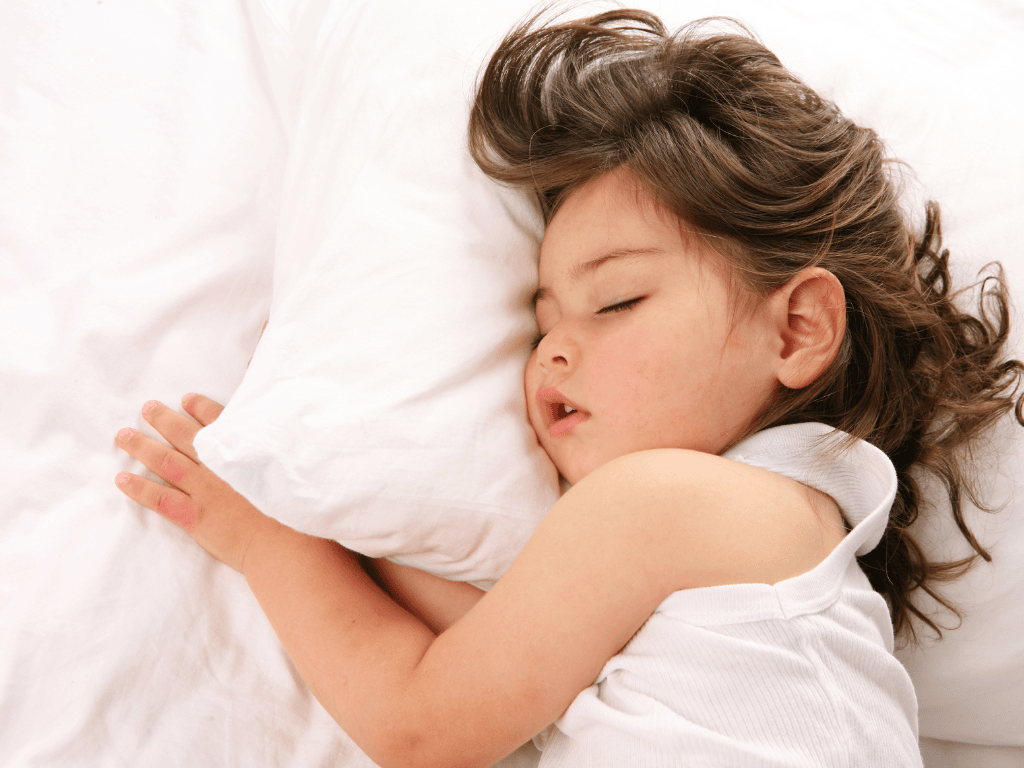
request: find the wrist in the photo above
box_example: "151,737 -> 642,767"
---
240,513 -> 291,578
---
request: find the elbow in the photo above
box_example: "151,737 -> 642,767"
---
359,723 -> 491,768
372,748 -> 485,768
329,676 -> 496,768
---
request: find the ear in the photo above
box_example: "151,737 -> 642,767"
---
767,267 -> 846,390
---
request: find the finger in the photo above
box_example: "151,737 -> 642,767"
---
141,400 -> 201,462
115,471 -> 199,530
182,393 -> 224,427
116,427 -> 200,493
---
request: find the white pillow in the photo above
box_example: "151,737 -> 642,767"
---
194,0 -> 560,587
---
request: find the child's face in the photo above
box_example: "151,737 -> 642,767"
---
525,170 -> 782,485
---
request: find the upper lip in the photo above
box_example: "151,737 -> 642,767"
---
535,387 -> 587,428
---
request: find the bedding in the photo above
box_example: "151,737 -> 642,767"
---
193,0 -> 561,587
1,1 -> 1021,767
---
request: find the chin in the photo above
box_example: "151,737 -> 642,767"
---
553,453 -> 604,487
549,455 -> 582,487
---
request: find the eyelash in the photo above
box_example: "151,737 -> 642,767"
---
531,296 -> 645,350
597,296 -> 645,315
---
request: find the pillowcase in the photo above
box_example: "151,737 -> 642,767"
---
194,0 -> 560,587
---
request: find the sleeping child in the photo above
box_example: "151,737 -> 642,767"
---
113,9 -> 1024,766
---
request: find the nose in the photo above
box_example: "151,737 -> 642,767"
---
535,326 -> 576,372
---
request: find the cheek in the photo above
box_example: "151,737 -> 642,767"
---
593,340 -> 676,422
523,355 -> 544,426
597,333 -> 711,437
523,352 -> 536,391
619,325 -> 678,385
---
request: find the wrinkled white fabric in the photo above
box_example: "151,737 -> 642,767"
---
0,2 -> 374,765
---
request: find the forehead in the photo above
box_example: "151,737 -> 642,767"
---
542,173 -> 669,258
536,171 -> 698,296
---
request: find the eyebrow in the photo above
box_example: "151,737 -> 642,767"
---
532,247 -> 666,306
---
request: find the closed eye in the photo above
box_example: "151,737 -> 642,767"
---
597,296 -> 645,314
532,296 -> 645,350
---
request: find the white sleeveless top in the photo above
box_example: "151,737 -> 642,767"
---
534,423 -> 922,767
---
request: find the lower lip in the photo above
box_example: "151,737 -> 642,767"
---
550,412 -> 588,438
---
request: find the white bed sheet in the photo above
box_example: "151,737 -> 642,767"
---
0,2 -> 374,765
2,1 -> 1022,767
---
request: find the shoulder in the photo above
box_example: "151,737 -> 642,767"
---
558,449 -> 846,592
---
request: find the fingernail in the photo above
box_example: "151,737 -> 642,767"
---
115,472 -> 130,486
142,400 -> 159,415
116,428 -> 133,443
182,393 -> 196,408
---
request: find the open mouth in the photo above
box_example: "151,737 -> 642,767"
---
551,402 -> 579,422
536,387 -> 589,438
548,406 -> 587,438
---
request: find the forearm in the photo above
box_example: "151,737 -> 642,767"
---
114,395 -> 563,767
242,521 -> 437,765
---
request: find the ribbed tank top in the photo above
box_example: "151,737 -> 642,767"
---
535,423 -> 922,767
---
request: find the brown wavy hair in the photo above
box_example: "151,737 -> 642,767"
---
468,8 -> 1024,643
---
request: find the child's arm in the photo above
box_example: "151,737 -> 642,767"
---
363,557 -> 485,635
116,395 -> 832,768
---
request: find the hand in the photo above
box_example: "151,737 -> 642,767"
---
114,394 -> 277,572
